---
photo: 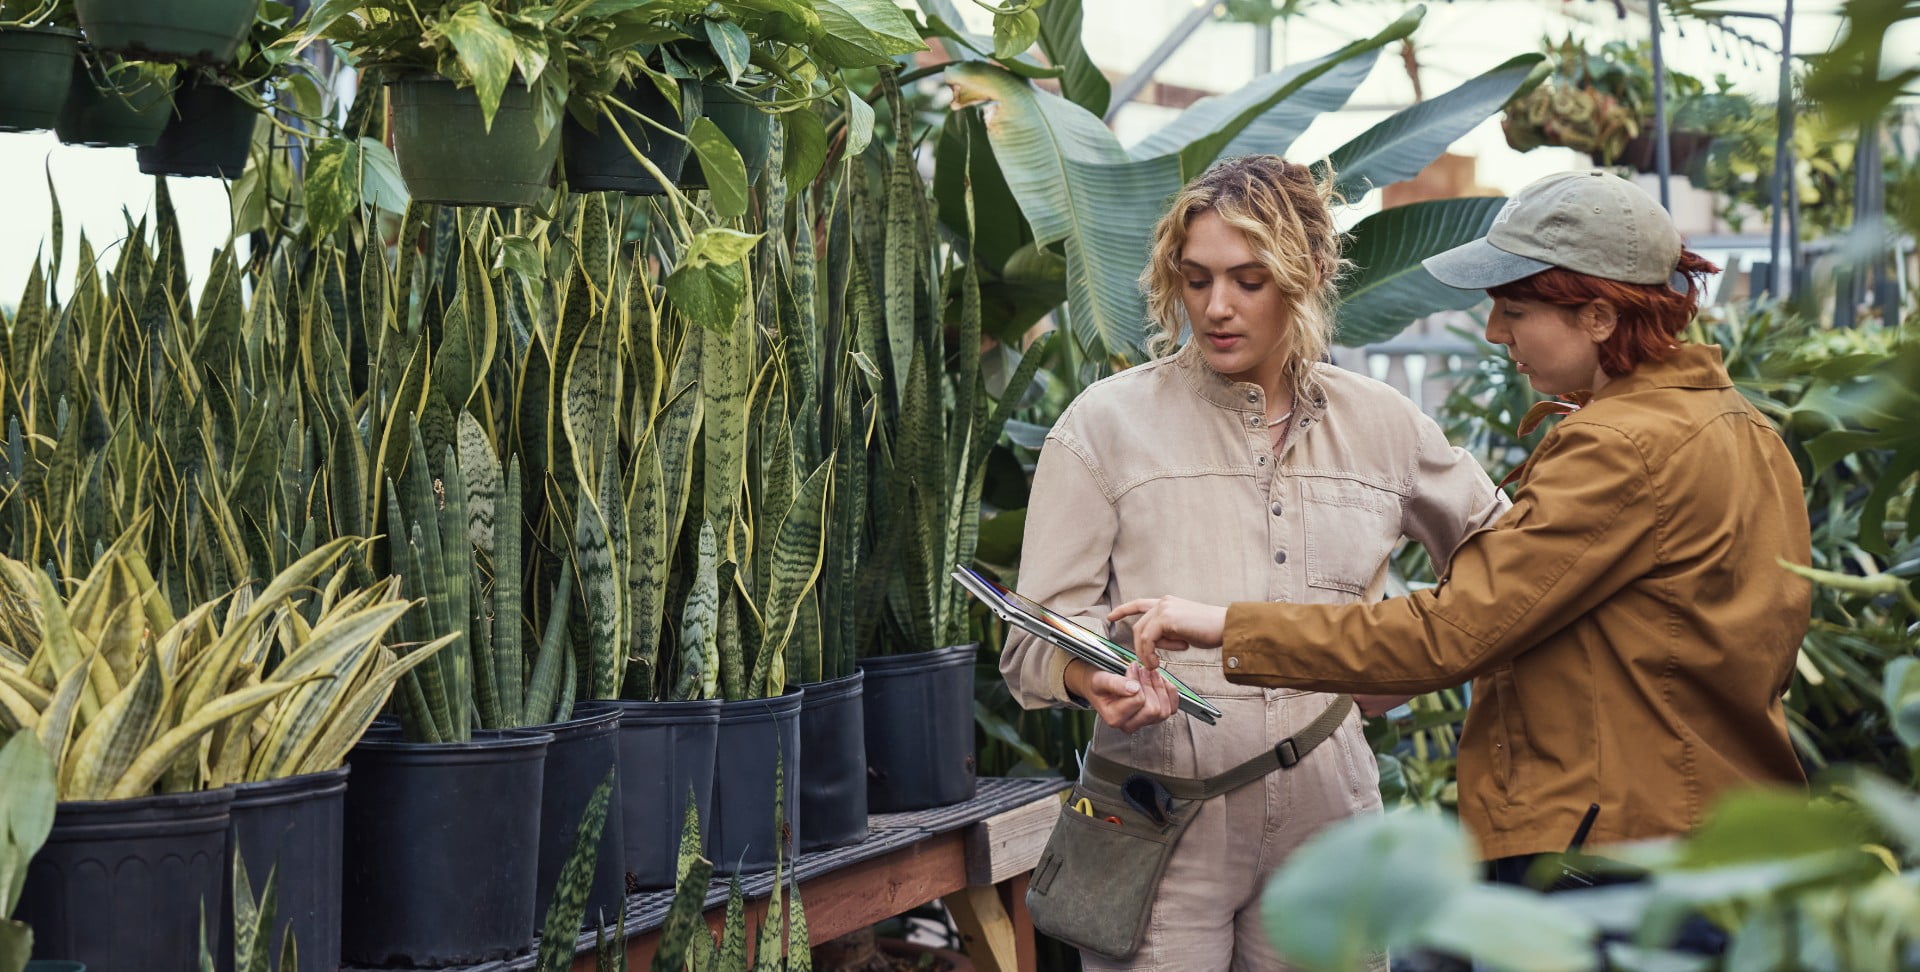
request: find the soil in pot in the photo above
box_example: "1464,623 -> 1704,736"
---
858,643 -> 978,812
388,76 -> 560,208
17,787 -> 233,972
341,728 -> 551,968
74,0 -> 261,64
0,27 -> 82,133
612,698 -> 720,890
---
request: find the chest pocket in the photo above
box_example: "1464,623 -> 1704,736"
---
1300,478 -> 1401,595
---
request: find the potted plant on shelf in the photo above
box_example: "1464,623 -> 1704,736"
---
851,77 -> 1052,814
3,537 -> 422,972
0,0 -> 83,133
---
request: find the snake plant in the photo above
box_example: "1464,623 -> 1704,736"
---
0,532 -> 441,799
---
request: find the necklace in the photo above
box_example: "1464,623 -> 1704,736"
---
1264,408 -> 1294,428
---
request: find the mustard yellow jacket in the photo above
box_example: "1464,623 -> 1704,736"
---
1222,344 -> 1812,859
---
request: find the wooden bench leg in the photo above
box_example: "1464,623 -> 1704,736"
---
997,873 -> 1035,972
943,883 -> 1020,972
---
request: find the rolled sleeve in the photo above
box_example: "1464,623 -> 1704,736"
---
999,435 -> 1117,709
1223,422 -> 1656,693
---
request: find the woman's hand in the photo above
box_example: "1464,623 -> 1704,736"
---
1065,660 -> 1182,733
1355,694 -> 1415,718
1107,597 -> 1228,671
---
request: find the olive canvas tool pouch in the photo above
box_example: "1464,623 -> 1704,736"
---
1026,695 -> 1354,960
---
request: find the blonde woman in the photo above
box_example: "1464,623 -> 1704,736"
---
1000,156 -> 1509,971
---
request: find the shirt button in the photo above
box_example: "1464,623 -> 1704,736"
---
1270,502 -> 1283,516
1245,391 -> 1257,403
1247,416 -> 1260,428
1227,656 -> 1240,669
1257,456 -> 1267,465
1274,550 -> 1288,565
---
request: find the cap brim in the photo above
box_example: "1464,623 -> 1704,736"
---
1421,237 -> 1553,290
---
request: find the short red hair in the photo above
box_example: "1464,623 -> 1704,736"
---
1488,250 -> 1721,376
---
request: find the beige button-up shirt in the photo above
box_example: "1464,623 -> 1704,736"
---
1002,345 -> 1510,780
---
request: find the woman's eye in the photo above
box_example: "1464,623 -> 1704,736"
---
1185,279 -> 1208,291
1237,280 -> 1263,293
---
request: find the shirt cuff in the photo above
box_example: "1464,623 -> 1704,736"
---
1045,649 -> 1089,709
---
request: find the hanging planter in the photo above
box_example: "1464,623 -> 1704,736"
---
218,768 -> 348,972
73,0 -> 261,64
532,704 -> 627,932
612,698 -> 720,890
387,75 -> 560,208
859,643 -> 979,812
340,728 -> 552,968
56,58 -> 175,148
678,83 -> 771,190
16,787 -> 233,972
135,75 -> 256,178
709,689 -> 804,875
0,26 -> 81,133
798,670 -> 868,852
562,79 -> 689,195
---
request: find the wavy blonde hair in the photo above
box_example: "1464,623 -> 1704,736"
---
1141,155 -> 1346,403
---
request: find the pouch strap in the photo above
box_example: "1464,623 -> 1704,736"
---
1082,694 -> 1354,801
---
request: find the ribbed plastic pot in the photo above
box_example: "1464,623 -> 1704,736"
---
611,698 -> 719,890
135,77 -> 256,178
562,80 -> 687,195
340,729 -> 551,968
56,60 -> 174,147
388,76 -> 560,209
678,83 -> 770,189
708,688 -> 803,875
532,703 -> 628,931
17,787 -> 233,972
797,671 -> 867,851
858,643 -> 978,812
219,767 -> 347,972
0,27 -> 81,134
74,0 -> 261,64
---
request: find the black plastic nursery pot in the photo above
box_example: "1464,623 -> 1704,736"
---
533,703 -> 628,931
678,83 -> 771,189
23,961 -> 87,971
341,729 -> 552,968
17,787 -> 233,972
136,77 -> 257,178
74,0 -> 261,64
612,698 -> 719,890
56,60 -> 175,147
220,767 -> 348,972
388,76 -> 561,209
797,670 -> 868,852
708,688 -> 803,875
858,643 -> 978,812
562,80 -> 688,195
0,27 -> 82,134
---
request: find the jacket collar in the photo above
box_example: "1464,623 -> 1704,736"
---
1174,340 -> 1328,421
1590,344 -> 1733,402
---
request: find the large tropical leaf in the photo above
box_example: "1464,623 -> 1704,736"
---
1324,54 -> 1547,202
1335,197 -> 1507,347
1137,7 -> 1424,179
1128,51 -> 1376,165
1036,0 -> 1109,117
947,62 -> 1173,358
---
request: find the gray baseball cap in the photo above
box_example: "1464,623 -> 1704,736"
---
1422,170 -> 1684,290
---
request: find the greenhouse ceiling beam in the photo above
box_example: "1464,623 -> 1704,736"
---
1105,0 -> 1227,123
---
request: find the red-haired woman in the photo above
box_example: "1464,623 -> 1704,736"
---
1110,171 -> 1814,889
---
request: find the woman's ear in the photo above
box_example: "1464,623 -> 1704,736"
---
1580,300 -> 1619,344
